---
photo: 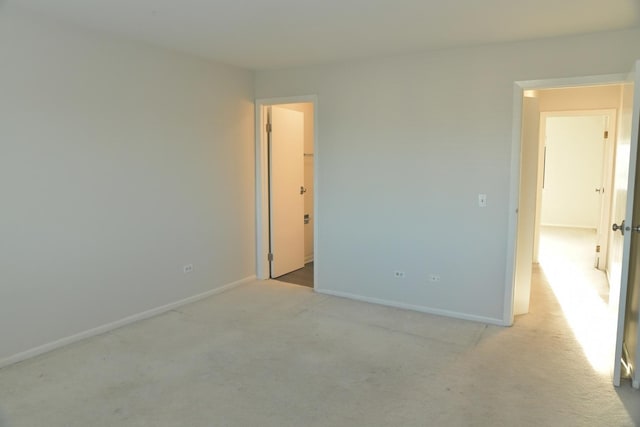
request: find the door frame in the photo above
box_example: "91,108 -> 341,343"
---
534,109 -> 617,270
504,73 -> 627,325
255,95 -> 319,282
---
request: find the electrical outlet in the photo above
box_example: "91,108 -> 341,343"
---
183,264 -> 194,274
429,274 -> 441,282
478,193 -> 487,208
394,271 -> 406,279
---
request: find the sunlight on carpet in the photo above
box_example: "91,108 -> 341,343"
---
539,228 -> 615,375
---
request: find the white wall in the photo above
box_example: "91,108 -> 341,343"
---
255,28 -> 640,323
0,6 -> 255,363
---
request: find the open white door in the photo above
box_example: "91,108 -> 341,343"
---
613,60 -> 640,387
269,106 -> 305,278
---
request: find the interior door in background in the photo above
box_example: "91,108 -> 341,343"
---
269,106 -> 305,278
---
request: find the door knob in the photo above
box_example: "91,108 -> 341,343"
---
612,220 -> 625,235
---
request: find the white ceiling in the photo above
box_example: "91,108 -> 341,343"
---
8,0 -> 640,70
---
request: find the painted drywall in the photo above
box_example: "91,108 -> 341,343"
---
280,103 -> 315,263
541,115 -> 605,228
0,6 -> 255,363
255,28 -> 640,323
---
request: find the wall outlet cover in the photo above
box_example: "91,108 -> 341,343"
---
478,193 -> 487,208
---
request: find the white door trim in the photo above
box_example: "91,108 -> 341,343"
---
255,95 -> 319,282
504,73 -> 628,325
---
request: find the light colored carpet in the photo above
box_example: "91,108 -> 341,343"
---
1,232 -> 639,426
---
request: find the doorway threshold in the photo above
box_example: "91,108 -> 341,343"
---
274,262 -> 314,288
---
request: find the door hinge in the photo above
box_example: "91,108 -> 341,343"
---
596,245 -> 601,253
266,123 -> 272,133
604,130 -> 609,139
268,253 -> 274,262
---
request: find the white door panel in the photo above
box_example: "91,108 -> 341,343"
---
269,106 -> 305,278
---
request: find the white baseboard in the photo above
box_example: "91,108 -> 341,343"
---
314,288 -> 507,326
304,255 -> 314,264
0,275 -> 256,369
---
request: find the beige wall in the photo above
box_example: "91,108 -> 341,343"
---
0,6 -> 256,364
255,27 -> 640,323
538,85 -> 622,112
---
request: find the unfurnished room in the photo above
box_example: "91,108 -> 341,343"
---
2,1 -> 640,426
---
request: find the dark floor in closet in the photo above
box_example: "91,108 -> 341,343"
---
275,262 -> 314,288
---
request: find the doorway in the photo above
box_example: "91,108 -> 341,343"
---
534,109 -> 617,374
255,96 -> 318,288
511,82 -> 627,365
